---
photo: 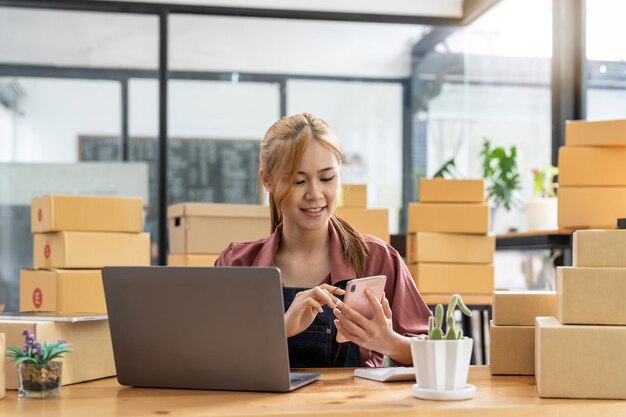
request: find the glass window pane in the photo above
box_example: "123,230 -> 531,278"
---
170,14 -> 429,78
0,7 -> 157,311
288,80 -> 404,234
413,0 -> 552,291
586,0 -> 626,120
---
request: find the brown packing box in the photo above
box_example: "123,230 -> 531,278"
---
492,291 -> 557,326
418,178 -> 485,203
557,267 -> 626,325
536,316 -> 626,399
33,232 -> 150,269
336,208 -> 389,243
565,118 -> 626,147
406,232 -> 494,264
168,203 -> 270,254
0,333 -> 4,399
559,146 -> 626,186
339,184 -> 367,208
408,263 -> 493,294
489,322 -> 534,375
0,319 -> 115,390
31,195 -> 143,233
407,203 -> 489,234
558,186 -> 626,229
20,269 -> 106,314
167,254 -> 219,267
573,229 -> 626,267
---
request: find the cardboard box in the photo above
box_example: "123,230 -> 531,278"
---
339,184 -> 367,208
33,232 -> 150,269
20,269 -> 106,314
167,254 -> 219,267
168,203 -> 270,254
557,267 -> 626,325
559,147 -> 626,186
419,178 -> 485,203
406,232 -> 494,264
0,333 -> 4,399
573,229 -> 626,267
408,263 -> 493,294
407,203 -> 489,234
335,208 -> 390,243
489,322 -> 534,375
31,195 -> 143,233
565,118 -> 626,147
558,186 -> 626,229
0,319 -> 115,389
536,316 -> 626,399
493,291 -> 557,326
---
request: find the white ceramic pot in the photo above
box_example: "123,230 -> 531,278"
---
527,197 -> 558,231
410,336 -> 473,391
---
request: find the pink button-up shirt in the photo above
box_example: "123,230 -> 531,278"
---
215,221 -> 431,367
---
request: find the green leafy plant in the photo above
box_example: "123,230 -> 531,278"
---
5,330 -> 72,366
432,157 -> 460,179
427,294 -> 472,340
481,138 -> 522,211
532,165 -> 559,198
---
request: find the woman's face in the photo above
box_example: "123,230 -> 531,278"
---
276,140 -> 340,233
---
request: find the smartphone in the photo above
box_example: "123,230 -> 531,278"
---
336,275 -> 387,343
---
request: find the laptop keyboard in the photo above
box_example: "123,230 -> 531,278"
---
290,377 -> 304,384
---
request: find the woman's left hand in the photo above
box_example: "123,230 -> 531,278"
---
332,290 -> 402,357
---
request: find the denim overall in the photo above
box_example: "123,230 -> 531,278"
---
283,281 -> 360,368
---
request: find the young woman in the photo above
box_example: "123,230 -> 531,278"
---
216,112 -> 431,367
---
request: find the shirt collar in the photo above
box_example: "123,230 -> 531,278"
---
251,220 -> 356,285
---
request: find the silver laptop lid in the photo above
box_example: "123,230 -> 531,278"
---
102,266 -> 292,392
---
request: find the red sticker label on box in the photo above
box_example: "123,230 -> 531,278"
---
33,288 -> 43,309
38,208 -> 42,222
44,244 -> 51,259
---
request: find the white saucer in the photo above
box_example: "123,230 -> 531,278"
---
412,384 -> 476,401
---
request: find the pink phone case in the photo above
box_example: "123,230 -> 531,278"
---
336,275 -> 387,343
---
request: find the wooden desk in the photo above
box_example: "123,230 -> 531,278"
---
3,366 -> 625,416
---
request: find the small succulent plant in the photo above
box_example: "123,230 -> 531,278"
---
5,329 -> 72,366
428,294 -> 472,340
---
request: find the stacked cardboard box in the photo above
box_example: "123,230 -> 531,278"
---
0,319 -> 115,390
406,178 -> 494,295
490,291 -> 556,375
167,203 -> 270,266
0,333 -> 4,399
21,195 -> 150,313
536,229 -> 626,399
336,184 -> 390,244
558,119 -> 626,229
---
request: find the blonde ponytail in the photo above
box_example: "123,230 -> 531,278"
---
330,215 -> 370,278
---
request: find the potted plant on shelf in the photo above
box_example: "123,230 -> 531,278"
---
480,138 -> 522,231
527,165 -> 559,231
5,330 -> 72,398
410,294 -> 475,401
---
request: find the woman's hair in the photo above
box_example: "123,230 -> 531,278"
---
260,112 -> 369,277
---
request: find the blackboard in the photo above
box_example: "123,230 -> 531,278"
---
79,136 -> 261,212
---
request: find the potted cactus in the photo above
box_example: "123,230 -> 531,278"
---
410,294 -> 475,400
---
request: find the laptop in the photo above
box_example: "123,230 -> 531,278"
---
102,266 -> 321,392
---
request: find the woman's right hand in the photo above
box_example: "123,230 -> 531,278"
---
285,284 -> 345,338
